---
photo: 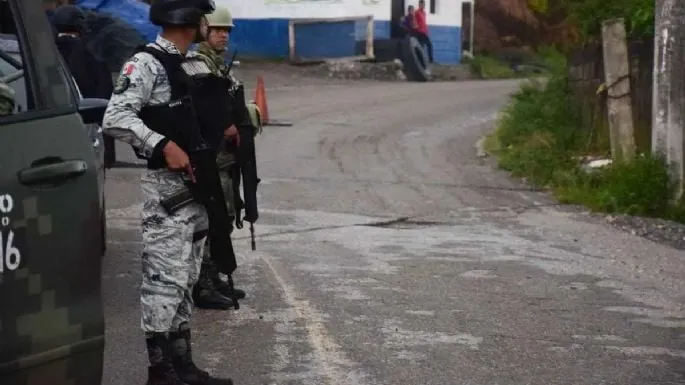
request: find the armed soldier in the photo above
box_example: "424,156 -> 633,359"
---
190,5 -> 262,310
101,0 -> 236,383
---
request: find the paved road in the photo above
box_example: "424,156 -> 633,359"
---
103,74 -> 685,385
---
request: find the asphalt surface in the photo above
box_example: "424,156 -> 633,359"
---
103,72 -> 685,385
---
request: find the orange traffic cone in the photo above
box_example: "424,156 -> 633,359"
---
254,76 -> 269,125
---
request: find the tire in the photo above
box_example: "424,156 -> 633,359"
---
400,36 -> 430,82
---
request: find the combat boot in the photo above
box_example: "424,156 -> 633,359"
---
169,323 -> 234,385
146,333 -> 188,385
213,274 -> 246,300
192,265 -> 234,310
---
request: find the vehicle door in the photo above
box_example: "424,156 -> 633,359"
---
0,1 -> 105,384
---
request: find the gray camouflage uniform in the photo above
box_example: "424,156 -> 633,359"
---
102,35 -> 209,333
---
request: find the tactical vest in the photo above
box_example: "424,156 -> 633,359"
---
137,45 -> 236,169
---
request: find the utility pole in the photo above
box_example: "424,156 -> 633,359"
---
652,0 -> 685,199
602,18 -> 636,161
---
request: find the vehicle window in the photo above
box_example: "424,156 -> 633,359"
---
0,0 -> 77,118
0,33 -> 28,113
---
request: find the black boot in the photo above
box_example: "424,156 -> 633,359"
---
214,274 -> 246,301
146,333 -> 188,385
192,264 -> 234,310
169,323 -> 233,385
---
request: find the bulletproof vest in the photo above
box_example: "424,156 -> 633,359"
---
137,45 -> 235,169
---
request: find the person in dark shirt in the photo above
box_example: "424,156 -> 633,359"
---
401,5 -> 417,35
54,4 -> 117,168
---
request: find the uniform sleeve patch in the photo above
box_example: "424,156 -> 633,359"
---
113,75 -> 131,94
124,63 -> 135,75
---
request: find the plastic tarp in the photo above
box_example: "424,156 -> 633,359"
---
71,0 -> 159,73
74,0 -> 159,42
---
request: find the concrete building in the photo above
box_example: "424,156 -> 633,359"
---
222,0 -> 467,64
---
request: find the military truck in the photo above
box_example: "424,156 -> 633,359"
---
0,0 -> 108,384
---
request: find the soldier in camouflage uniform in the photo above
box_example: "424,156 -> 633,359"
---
101,0 -> 234,383
191,5 -> 262,310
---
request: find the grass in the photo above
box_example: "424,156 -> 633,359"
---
467,55 -> 519,79
486,59 -> 685,223
466,48 -> 562,80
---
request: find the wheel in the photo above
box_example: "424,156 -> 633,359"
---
400,36 -> 430,82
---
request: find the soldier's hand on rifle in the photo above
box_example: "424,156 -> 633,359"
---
163,140 -> 190,172
225,124 -> 240,147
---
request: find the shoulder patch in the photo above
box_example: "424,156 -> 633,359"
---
113,75 -> 131,94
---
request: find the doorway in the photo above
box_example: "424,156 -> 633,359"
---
390,0 -> 406,38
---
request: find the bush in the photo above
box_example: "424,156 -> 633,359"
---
467,55 -> 517,79
490,66 -> 685,222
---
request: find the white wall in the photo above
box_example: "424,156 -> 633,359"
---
404,0 -> 461,27
218,0 -> 391,20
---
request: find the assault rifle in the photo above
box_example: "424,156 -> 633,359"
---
226,51 -> 260,251
179,95 -> 238,278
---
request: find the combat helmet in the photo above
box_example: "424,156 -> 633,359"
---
149,0 -> 215,27
53,4 -> 86,33
206,6 -> 234,29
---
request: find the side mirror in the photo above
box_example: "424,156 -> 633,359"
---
78,98 -> 109,125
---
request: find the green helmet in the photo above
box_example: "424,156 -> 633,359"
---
206,7 -> 234,28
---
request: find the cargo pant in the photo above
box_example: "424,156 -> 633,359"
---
201,151 -> 235,270
140,169 -> 209,333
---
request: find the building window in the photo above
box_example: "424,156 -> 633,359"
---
430,0 -> 436,14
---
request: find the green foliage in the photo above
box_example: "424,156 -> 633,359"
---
490,65 -> 684,222
567,0 -> 654,39
467,55 -> 518,79
528,0 -> 655,40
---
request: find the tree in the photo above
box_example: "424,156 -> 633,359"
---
652,0 -> 685,198
528,0 -> 654,41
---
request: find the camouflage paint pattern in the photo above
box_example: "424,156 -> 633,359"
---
3,1 -> 105,384
102,35 -> 209,333
1,114 -> 104,385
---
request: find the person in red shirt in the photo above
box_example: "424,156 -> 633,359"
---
414,0 -> 434,63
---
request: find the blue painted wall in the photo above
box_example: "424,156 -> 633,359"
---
429,25 -> 462,64
230,18 -> 461,64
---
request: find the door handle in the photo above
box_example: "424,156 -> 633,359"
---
18,159 -> 88,186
